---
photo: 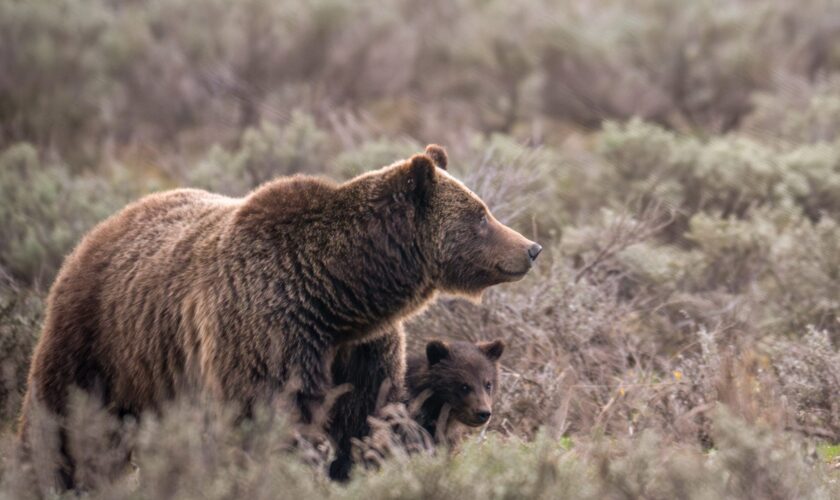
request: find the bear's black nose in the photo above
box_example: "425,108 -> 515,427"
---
476,410 -> 491,423
528,243 -> 542,261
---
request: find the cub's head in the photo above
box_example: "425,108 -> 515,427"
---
422,339 -> 505,427
365,144 -> 541,297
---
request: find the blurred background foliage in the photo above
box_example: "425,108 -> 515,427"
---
1,0 -> 840,495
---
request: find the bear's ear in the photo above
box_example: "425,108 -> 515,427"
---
425,144 -> 448,170
388,153 -> 437,206
477,339 -> 505,362
426,340 -> 450,366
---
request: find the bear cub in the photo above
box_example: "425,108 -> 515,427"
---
405,339 -> 504,444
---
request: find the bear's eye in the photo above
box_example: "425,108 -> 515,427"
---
485,381 -> 492,391
460,384 -> 471,394
479,215 -> 488,227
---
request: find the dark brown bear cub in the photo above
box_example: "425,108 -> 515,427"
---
406,339 -> 504,444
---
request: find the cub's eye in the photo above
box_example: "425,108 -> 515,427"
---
485,381 -> 492,391
460,384 -> 471,394
479,214 -> 488,227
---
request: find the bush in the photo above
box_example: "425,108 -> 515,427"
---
766,215 -> 840,339
0,0 -> 113,160
596,119 -> 840,224
188,113 -> 329,195
332,138 -> 421,180
744,76 -> 840,145
3,392 -> 837,499
684,212 -> 776,293
596,119 -> 695,212
0,277 -> 41,427
777,143 -> 840,220
0,144 -> 133,284
763,327 -> 840,439
457,134 -> 562,234
6,0 -> 840,160
541,0 -> 840,132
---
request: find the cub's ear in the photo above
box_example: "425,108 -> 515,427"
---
477,339 -> 505,362
425,144 -> 448,170
426,340 -> 450,366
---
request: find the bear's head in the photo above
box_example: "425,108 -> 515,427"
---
422,339 -> 504,427
365,144 -> 541,297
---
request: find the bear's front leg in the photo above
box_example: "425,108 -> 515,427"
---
327,325 -> 406,481
285,330 -> 336,426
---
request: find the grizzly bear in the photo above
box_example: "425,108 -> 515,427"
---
19,145 -> 541,488
405,339 -> 504,444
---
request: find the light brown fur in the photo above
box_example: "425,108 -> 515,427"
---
19,145 -> 540,486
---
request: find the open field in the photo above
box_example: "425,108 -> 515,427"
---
1,0 -> 839,497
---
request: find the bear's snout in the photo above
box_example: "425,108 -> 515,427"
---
488,218 -> 542,279
475,410 -> 491,423
528,243 -> 542,262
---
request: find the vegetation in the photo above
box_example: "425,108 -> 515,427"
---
1,0 -> 839,497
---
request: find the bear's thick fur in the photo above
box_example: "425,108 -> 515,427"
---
406,339 -> 504,444
19,145 -> 540,487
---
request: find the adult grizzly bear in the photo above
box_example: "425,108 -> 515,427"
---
20,145 -> 541,487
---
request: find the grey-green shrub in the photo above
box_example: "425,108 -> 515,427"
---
766,214 -> 840,338
3,395 -> 837,499
597,119 -> 840,222
332,138 -> 421,180
0,279 -> 41,426
744,76 -> 840,145
541,0 -> 840,132
188,113 -> 329,196
777,144 -> 840,220
0,144 -> 132,284
0,0 -> 112,160
763,326 -> 840,438
458,134 -> 561,233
